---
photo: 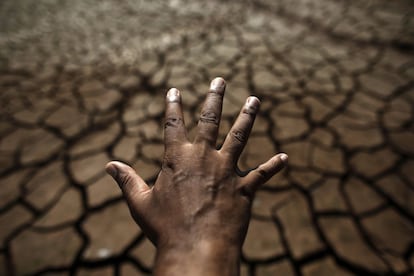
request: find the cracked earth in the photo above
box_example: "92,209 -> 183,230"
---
0,0 -> 414,275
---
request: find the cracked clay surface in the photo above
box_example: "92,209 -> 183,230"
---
0,0 -> 413,275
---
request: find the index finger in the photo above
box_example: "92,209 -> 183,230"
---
164,88 -> 187,146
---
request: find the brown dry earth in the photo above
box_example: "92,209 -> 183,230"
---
0,0 -> 413,275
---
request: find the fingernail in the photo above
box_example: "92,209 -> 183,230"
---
246,96 -> 260,108
210,77 -> 226,93
245,96 -> 260,113
280,153 -> 288,162
106,163 -> 118,178
167,88 -> 180,102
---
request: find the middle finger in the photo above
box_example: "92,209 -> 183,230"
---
194,77 -> 226,146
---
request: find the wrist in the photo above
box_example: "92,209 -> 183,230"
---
153,238 -> 241,276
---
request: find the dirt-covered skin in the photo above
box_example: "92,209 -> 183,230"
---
106,78 -> 288,275
0,0 -> 413,275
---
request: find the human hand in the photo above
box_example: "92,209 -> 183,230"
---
105,77 -> 288,275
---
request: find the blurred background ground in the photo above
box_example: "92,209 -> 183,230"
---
0,0 -> 413,275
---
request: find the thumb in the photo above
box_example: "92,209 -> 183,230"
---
241,153 -> 288,195
105,161 -> 150,205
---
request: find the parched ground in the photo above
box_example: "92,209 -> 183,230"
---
0,0 -> 413,275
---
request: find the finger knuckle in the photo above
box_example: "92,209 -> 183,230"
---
164,117 -> 183,128
255,167 -> 268,179
230,129 -> 246,143
200,111 -> 219,125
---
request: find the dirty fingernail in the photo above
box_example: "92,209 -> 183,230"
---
167,88 -> 180,102
245,96 -> 260,114
246,96 -> 260,109
210,77 -> 226,93
280,153 -> 288,162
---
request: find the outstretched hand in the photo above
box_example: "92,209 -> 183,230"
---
106,77 -> 287,276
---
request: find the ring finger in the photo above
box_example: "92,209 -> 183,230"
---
220,96 -> 260,164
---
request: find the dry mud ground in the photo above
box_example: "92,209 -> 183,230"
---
0,0 -> 413,275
